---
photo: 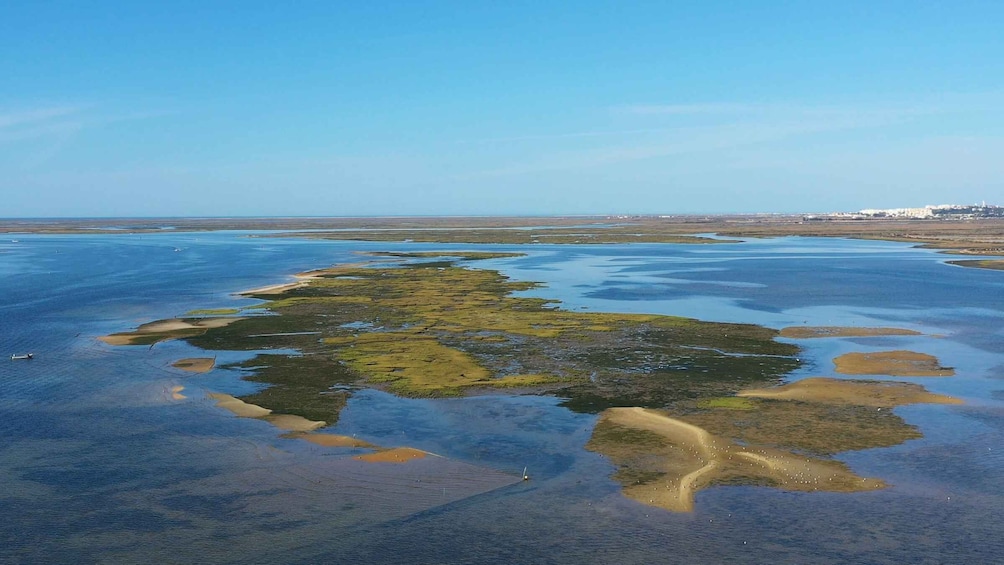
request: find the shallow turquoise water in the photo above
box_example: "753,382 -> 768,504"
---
1,233 -> 1002,563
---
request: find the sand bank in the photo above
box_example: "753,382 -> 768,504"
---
208,392 -> 273,418
170,385 -> 186,400
262,413 -> 326,432
208,392 -> 327,432
739,377 -> 962,407
100,317 -> 242,346
353,447 -> 429,464
239,271 -> 324,296
834,350 -> 954,376
779,326 -> 922,339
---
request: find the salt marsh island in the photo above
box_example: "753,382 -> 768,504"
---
100,249 -> 965,514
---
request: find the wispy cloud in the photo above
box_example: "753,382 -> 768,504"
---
615,101 -> 942,120
615,103 -> 758,116
457,127 -> 684,145
456,101 -> 932,180
0,106 -> 82,130
0,105 -> 170,169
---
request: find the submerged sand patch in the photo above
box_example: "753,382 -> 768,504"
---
291,432 -> 375,448
172,357 -> 216,373
353,447 -> 429,464
208,392 -> 273,418
262,413 -> 326,433
739,377 -> 962,407
100,317 -> 243,346
834,350 -> 954,376
779,326 -> 922,339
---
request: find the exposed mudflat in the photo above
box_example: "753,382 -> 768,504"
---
834,350 -> 955,376
779,326 -> 922,339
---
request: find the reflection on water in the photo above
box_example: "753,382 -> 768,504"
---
2,233 -> 1003,563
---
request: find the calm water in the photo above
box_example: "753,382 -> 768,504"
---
2,233 -> 1002,564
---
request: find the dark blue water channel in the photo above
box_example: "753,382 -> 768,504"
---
1,233 -> 1002,564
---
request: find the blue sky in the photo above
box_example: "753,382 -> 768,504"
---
2,1 -> 1003,217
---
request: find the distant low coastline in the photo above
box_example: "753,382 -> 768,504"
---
4,214 -> 1004,264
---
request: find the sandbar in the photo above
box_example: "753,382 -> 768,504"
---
354,447 -> 429,464
738,377 -> 962,407
262,413 -> 326,432
208,392 -> 273,418
208,392 -> 327,432
779,326 -> 922,339
172,357 -> 216,373
834,350 -> 954,376
100,317 -> 243,346
170,385 -> 186,400
239,271 -> 323,296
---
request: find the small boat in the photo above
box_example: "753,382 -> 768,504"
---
11,353 -> 33,360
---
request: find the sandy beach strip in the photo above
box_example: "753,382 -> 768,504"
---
238,271 -> 325,296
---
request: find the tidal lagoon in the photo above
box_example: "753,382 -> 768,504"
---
2,231 -> 1002,563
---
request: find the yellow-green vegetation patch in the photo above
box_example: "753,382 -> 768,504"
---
262,295 -> 374,309
696,396 -> 756,410
336,332 -> 491,396
680,396 -> 923,456
477,373 -> 566,388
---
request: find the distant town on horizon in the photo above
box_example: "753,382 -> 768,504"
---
809,202 -> 1003,220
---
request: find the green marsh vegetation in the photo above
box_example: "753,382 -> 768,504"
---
176,251 -> 800,423
101,249 -> 964,512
